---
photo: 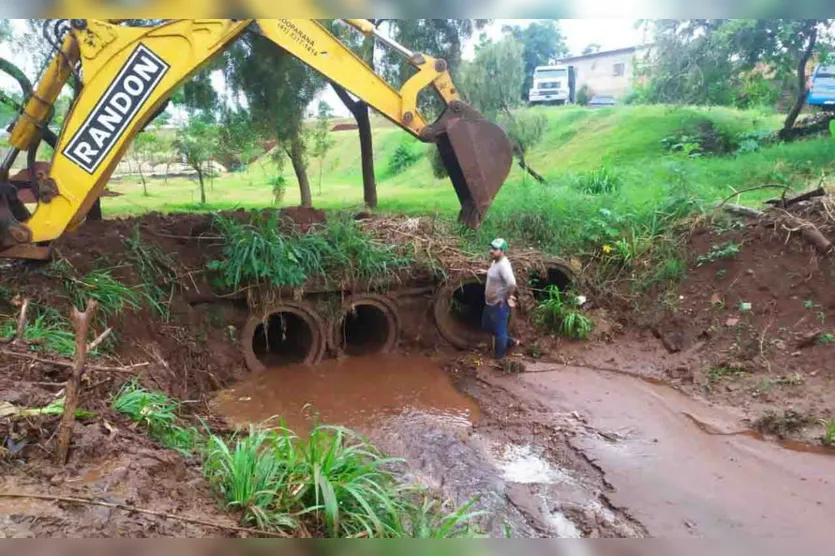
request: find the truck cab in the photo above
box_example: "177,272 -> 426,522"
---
529,65 -> 575,105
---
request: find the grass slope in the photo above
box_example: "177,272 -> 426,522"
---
103,105 -> 835,252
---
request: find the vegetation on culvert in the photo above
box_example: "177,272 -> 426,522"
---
208,213 -> 414,290
111,381 -> 482,538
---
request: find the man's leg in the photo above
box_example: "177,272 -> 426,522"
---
494,303 -> 510,359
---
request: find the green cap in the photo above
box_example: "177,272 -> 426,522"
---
490,238 -> 508,251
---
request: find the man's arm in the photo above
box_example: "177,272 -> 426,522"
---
501,259 -> 517,301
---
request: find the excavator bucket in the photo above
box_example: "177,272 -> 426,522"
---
434,104 -> 513,229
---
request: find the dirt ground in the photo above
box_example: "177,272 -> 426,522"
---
1,197 -> 834,537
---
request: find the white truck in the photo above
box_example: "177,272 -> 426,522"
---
528,65 -> 576,105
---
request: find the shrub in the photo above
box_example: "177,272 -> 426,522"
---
269,175 -> 288,204
388,142 -> 421,175
571,166 -> 623,195
533,286 -> 594,339
576,84 -> 594,106
428,145 -> 449,179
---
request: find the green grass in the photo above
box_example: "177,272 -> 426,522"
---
0,305 -> 77,357
821,420 -> 835,446
123,226 -> 178,320
533,286 -> 594,340
208,213 -> 413,290
112,381 -> 481,537
111,379 -> 200,454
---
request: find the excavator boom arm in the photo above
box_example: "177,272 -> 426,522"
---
0,19 -> 512,259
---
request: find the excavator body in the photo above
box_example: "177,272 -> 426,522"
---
0,18 -> 512,259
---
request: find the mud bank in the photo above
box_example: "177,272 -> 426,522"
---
483,362 -> 835,538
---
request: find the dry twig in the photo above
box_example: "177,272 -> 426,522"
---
12,297 -> 30,346
55,299 -> 97,465
0,349 -> 148,374
0,492 -> 288,537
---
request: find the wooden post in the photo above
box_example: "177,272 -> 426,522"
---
12,297 -> 30,346
54,300 -> 97,465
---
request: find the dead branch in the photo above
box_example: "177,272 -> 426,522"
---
715,185 -> 791,213
55,300 -> 97,465
722,204 -> 764,219
87,327 -> 112,352
777,210 -> 834,255
764,186 -> 826,208
12,298 -> 30,346
0,349 -> 148,374
0,492 -> 289,537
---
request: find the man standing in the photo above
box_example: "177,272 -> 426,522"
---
482,238 -> 518,360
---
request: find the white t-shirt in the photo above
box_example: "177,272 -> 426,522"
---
485,256 -> 517,306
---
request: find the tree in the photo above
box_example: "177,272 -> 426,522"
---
227,35 -> 324,208
638,18 -> 834,136
460,37 -> 547,183
128,131 -> 161,197
582,43 -> 602,55
502,20 -> 569,100
311,101 -> 336,196
174,115 -> 217,205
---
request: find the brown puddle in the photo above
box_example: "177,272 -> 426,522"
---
212,353 -> 480,434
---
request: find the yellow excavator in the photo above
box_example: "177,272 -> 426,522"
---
0,18 -> 513,260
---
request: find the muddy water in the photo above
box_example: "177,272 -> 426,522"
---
212,354 -> 633,537
213,353 -> 480,434
498,365 -> 835,538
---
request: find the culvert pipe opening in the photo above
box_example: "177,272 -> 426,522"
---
252,312 -> 314,366
530,264 -> 577,300
335,298 -> 399,356
451,281 -> 487,332
434,279 -> 488,350
243,304 -> 326,371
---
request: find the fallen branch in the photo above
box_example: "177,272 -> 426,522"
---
764,186 -> 826,208
87,327 -> 112,352
715,185 -> 791,213
0,349 -> 148,374
55,300 -> 97,465
722,204 -> 764,219
12,297 -> 30,346
778,210 -> 834,255
0,492 -> 288,537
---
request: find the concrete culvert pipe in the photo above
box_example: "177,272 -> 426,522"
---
433,278 -> 489,350
529,259 -> 579,300
242,303 -> 326,372
332,295 -> 400,356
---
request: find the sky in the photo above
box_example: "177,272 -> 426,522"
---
0,19 -> 646,119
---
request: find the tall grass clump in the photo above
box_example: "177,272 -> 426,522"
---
0,305 -> 76,356
112,379 -> 200,454
209,213 -> 412,290
124,226 -> 178,319
203,423 -> 481,537
571,166 -> 623,195
60,265 -> 143,318
533,286 -> 594,339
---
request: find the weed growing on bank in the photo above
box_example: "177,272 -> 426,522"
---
111,382 -> 481,537
124,226 -> 179,320
112,380 -> 201,455
533,286 -> 594,340
209,213 -> 413,290
0,305 -> 77,357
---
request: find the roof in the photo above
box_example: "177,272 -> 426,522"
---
557,46 -> 644,64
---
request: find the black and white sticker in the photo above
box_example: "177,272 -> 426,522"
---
63,44 -> 170,174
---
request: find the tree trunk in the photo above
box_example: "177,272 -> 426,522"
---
138,162 -> 147,196
196,166 -> 206,204
55,300 -> 97,465
318,158 -> 324,196
287,140 -> 312,208
780,28 -> 818,140
517,154 -> 546,184
332,84 -> 378,208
